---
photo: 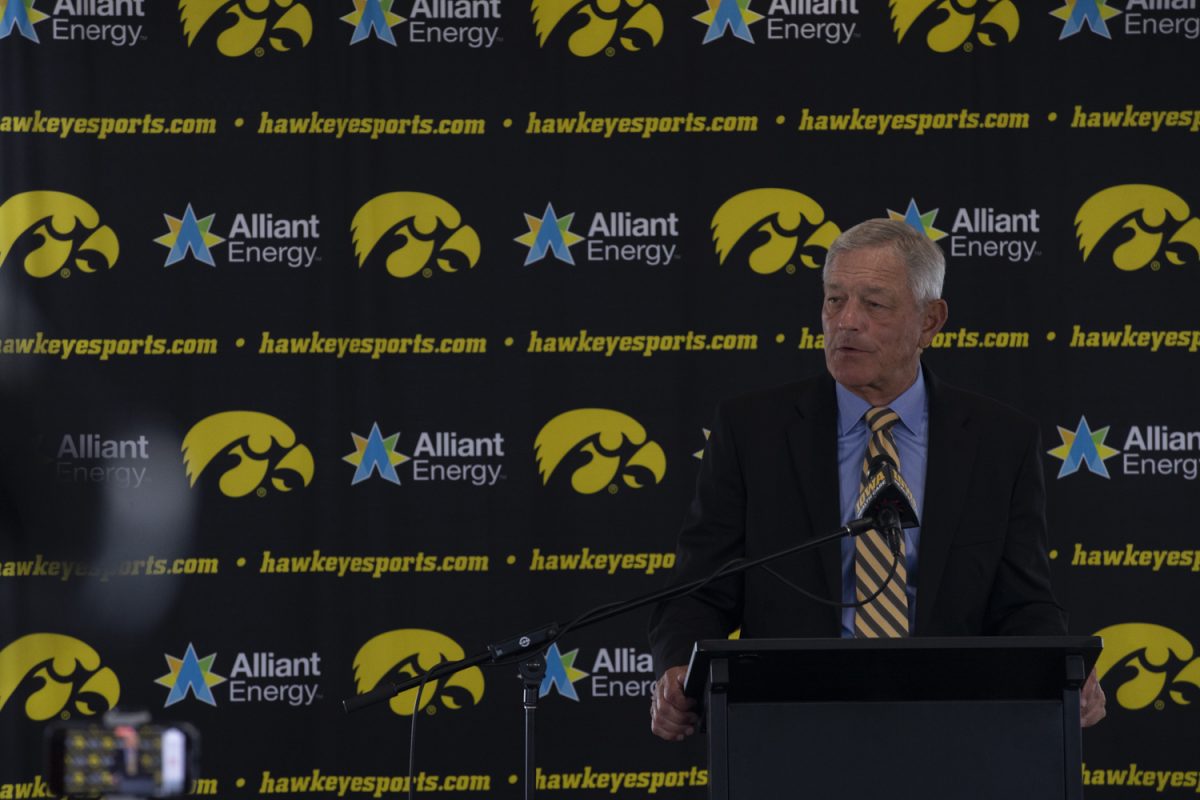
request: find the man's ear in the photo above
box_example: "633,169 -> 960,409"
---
920,299 -> 949,347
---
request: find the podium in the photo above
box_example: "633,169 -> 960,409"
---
685,636 -> 1101,800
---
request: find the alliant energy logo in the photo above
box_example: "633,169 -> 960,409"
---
156,644 -> 321,707
541,644 -> 655,701
182,411 -> 314,498
352,192 -> 481,279
54,433 -> 150,489
344,423 -> 505,487
699,0 -> 859,45
892,197 -> 1040,263
1093,623 -> 1200,711
155,643 -> 226,707
890,0 -> 1019,52
711,188 -> 840,275
535,409 -> 665,495
0,634 -> 120,721
531,0 -> 663,57
517,203 -> 680,267
344,0 -> 501,48
0,0 -> 144,46
180,0 -> 312,57
0,191 -> 119,278
155,205 -> 321,269
1050,416 -> 1200,481
1052,0 -> 1198,41
353,629 -> 484,716
1075,185 -> 1200,271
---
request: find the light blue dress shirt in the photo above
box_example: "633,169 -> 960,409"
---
836,371 -> 928,637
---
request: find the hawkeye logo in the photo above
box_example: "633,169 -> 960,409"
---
1050,416 -> 1200,481
701,0 -> 859,45
180,0 -> 312,57
0,634 -> 120,721
889,0 -> 1019,52
531,0 -> 663,57
891,198 -> 1041,263
182,411 -> 314,498
352,192 -> 481,279
1075,185 -> 1200,272
0,191 -> 118,278
155,643 -> 226,707
541,644 -> 654,701
344,0 -> 501,48
535,409 -> 666,495
712,188 -> 840,275
1094,623 -> 1200,711
156,205 -> 321,269
353,629 -> 484,716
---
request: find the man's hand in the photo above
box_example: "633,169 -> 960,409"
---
1081,667 -> 1106,728
651,665 -> 698,741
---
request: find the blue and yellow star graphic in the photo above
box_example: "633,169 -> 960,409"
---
515,203 -> 585,266
344,422 -> 409,485
155,643 -> 226,707
342,0 -> 405,45
694,0 -> 763,44
888,199 -> 947,241
1050,0 -> 1121,40
0,0 -> 48,43
540,643 -> 589,701
1047,416 -> 1120,478
155,204 -> 224,267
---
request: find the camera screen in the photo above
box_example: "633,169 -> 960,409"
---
58,724 -> 188,797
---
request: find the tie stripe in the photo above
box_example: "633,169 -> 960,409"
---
853,406 -> 910,638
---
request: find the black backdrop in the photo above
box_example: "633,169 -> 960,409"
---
2,1 -> 1199,797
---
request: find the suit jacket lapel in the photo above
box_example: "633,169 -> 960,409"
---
915,368 -> 978,633
786,375 -> 843,608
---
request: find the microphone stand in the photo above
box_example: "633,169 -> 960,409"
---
342,510 -> 898,800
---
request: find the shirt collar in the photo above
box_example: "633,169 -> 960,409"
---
835,368 -> 927,437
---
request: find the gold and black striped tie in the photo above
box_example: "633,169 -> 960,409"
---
853,406 -> 910,638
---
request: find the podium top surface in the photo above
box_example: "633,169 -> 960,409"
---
684,636 -> 1102,702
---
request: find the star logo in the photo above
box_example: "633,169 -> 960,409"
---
154,204 -> 224,267
694,0 -> 763,44
515,203 -> 585,266
694,428 -> 710,460
0,0 -> 48,42
539,643 -> 589,701
342,0 -> 405,45
887,199 -> 947,241
344,422 -> 409,485
1048,416 -> 1120,479
155,643 -> 227,707
1050,0 -> 1121,40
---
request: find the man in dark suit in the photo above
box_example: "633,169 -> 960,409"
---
648,219 -> 1105,740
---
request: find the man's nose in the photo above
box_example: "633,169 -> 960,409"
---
837,298 -> 864,329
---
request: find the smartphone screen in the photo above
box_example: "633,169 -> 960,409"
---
47,723 -> 196,797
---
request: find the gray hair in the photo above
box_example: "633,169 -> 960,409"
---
822,218 -> 945,305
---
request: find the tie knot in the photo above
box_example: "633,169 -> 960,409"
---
866,407 -> 899,434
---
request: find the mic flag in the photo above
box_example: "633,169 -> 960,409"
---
854,454 -> 920,529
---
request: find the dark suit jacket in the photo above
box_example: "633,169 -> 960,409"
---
648,367 -> 1067,674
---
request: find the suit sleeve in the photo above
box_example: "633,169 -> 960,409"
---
647,399 -> 748,676
984,426 -> 1068,635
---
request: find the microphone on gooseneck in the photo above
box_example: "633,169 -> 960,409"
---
854,453 -> 920,551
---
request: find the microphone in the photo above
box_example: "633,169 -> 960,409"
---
853,453 -> 920,531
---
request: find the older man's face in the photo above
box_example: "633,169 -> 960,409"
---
821,245 -> 947,406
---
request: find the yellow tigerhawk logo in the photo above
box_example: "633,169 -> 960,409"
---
531,0 -> 663,57
0,191 -> 119,278
1094,623 -> 1200,711
182,411 -> 314,497
889,0 -> 1019,52
535,408 -> 666,494
353,629 -> 484,717
351,193 -> 481,279
1075,185 -> 1200,272
180,0 -> 313,57
0,634 -> 120,721
712,189 -> 840,275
